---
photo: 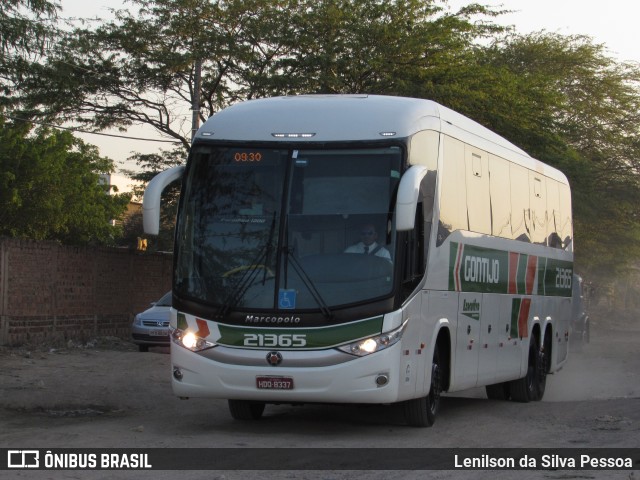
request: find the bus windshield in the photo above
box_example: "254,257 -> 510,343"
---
174,145 -> 402,313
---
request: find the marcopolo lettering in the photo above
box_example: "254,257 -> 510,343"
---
245,315 -> 301,324
464,255 -> 500,284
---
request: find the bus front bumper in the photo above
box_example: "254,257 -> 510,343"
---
170,342 -> 407,404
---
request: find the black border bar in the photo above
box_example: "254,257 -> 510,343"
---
2,448 -> 639,471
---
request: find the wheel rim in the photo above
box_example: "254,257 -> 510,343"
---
428,362 -> 441,414
537,349 -> 547,381
526,343 -> 537,396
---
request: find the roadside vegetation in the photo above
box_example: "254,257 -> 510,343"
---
1,0 -> 638,289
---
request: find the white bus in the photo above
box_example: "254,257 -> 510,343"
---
143,95 -> 573,427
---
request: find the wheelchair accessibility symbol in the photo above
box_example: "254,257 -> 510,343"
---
278,289 -> 297,309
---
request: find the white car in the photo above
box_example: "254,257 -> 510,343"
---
131,291 -> 171,352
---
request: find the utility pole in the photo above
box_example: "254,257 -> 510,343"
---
191,58 -> 202,141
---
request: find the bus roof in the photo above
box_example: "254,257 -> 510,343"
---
196,95 -> 568,183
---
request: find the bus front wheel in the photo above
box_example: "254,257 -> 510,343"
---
403,345 -> 442,427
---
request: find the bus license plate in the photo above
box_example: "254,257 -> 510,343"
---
256,376 -> 294,390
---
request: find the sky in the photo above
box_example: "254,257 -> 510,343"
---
447,0 -> 640,63
58,0 -> 640,172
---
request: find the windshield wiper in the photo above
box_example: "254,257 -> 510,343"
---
218,213 -> 277,318
283,246 -> 333,320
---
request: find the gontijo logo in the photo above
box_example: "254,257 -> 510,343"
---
450,243 -> 507,293
464,255 -> 500,284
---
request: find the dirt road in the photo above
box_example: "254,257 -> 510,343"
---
1,309 -> 638,479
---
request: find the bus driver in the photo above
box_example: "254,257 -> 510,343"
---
344,224 -> 391,260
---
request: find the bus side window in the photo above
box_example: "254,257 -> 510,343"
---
530,174 -> 547,245
401,202 -> 425,301
400,169 -> 435,301
421,170 -> 436,261
546,179 -> 562,248
489,154 -> 511,238
510,163 -> 531,242
465,147 -> 491,235
438,136 -> 468,245
559,184 -> 573,249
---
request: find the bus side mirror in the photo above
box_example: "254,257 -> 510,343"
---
395,165 -> 428,231
143,166 -> 185,235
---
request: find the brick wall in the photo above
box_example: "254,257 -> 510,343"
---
0,238 -> 172,346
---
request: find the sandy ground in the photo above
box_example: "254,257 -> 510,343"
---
1,307 -> 638,479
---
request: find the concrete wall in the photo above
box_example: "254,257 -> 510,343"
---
0,238 -> 172,346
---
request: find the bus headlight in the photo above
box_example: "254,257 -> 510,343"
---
171,328 -> 216,352
338,321 -> 407,356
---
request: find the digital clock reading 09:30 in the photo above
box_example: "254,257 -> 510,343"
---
234,152 -> 263,162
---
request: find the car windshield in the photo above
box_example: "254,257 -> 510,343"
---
174,145 -> 402,312
156,291 -> 172,307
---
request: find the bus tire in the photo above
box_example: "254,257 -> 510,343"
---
403,345 -> 442,427
228,400 -> 266,420
485,382 -> 510,400
510,336 -> 540,403
536,331 -> 552,401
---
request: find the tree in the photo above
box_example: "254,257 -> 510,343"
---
15,0 -> 504,248
122,148 -> 185,251
1,1 -> 132,246
0,115 -> 130,244
15,0 -> 504,146
7,0 -> 640,275
1,0 -> 60,107
471,33 -> 640,274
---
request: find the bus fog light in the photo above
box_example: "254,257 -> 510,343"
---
375,374 -> 389,386
173,367 -> 183,381
338,321 -> 407,357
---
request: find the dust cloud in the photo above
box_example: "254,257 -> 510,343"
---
544,306 -> 640,402
447,305 -> 640,403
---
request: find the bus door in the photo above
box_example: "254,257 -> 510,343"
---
477,294 -> 500,386
493,295 -> 522,383
454,292 -> 482,389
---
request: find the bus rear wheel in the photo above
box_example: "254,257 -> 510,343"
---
510,336 -> 542,402
228,400 -> 266,420
403,345 -> 442,427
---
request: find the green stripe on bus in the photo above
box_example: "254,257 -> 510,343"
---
449,243 -> 509,294
216,316 -> 384,349
449,243 -> 572,297
538,257 -> 548,295
510,298 -> 521,338
177,313 -> 188,330
540,257 -> 574,296
516,253 -> 526,294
